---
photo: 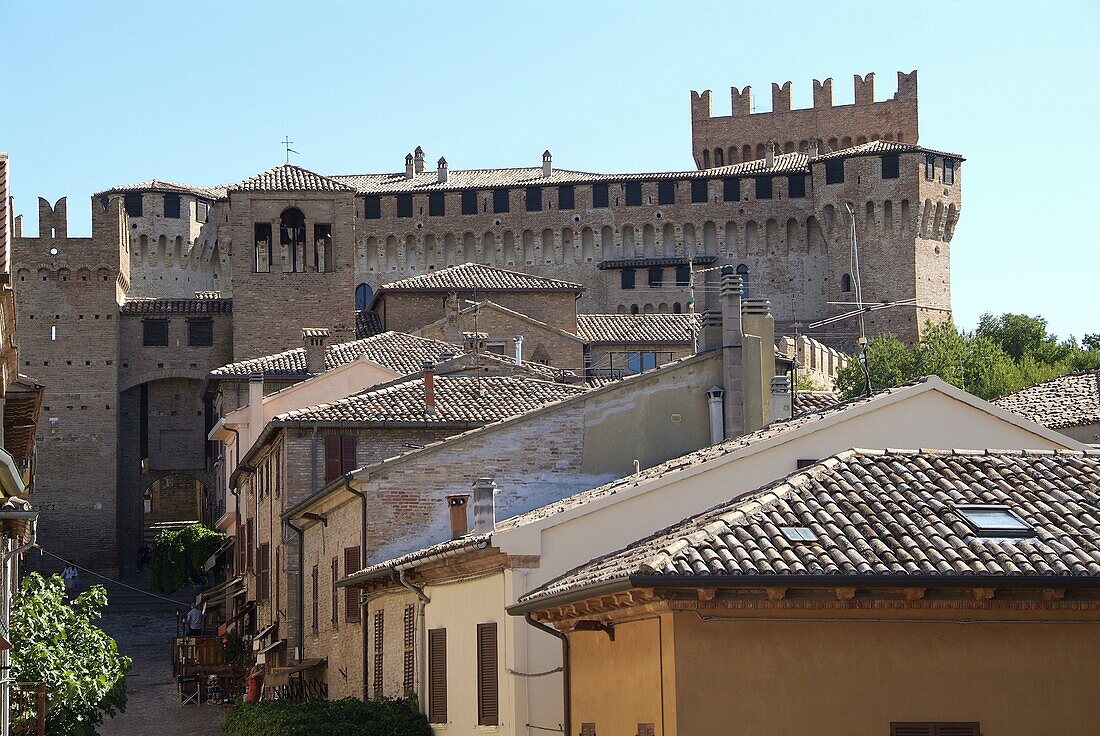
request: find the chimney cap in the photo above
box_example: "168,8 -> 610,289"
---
405,152 -> 414,162
414,145 -> 424,156
473,477 -> 497,490
423,360 -> 434,371
706,385 -> 725,398
446,493 -> 470,506
542,149 -> 552,159
438,156 -> 447,167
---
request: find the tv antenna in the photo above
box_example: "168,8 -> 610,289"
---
282,135 -> 299,164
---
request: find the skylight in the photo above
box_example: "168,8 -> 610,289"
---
780,526 -> 818,542
955,505 -> 1034,538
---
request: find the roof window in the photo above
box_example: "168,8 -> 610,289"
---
780,526 -> 818,542
955,505 -> 1033,538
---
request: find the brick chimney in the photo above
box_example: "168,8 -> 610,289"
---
437,157 -> 449,184
423,361 -> 436,414
303,328 -> 329,375
414,146 -> 426,174
405,153 -> 415,180
446,494 -> 470,538
542,150 -> 552,178
472,478 -> 497,534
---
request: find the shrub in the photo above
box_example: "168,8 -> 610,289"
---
223,697 -> 430,736
149,523 -> 226,594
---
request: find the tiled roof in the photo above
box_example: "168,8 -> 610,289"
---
577,313 -> 700,344
228,164 -> 356,193
331,167 -> 603,194
994,371 -> 1100,430
347,533 -> 493,583
379,263 -> 583,292
93,179 -> 226,199
120,297 -> 232,315
792,390 -> 839,415
521,448 -> 1100,603
274,374 -> 585,424
813,139 -> 965,162
209,331 -> 461,378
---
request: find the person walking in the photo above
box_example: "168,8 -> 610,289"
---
61,563 -> 78,598
185,603 -> 204,637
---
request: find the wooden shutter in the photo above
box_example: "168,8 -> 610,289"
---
311,565 -> 319,634
427,628 -> 447,723
402,605 -> 415,695
344,546 -> 361,623
257,543 -> 270,601
340,435 -> 357,475
324,435 -> 342,483
935,726 -> 981,736
372,610 -> 385,698
331,557 -> 339,629
476,622 -> 499,726
890,725 -> 980,736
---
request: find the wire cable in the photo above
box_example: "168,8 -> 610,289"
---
35,545 -> 189,606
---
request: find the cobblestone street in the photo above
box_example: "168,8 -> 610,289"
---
98,609 -> 226,736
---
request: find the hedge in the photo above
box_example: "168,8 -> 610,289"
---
222,697 -> 431,736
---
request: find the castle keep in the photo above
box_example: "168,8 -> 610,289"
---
9,70 -> 962,571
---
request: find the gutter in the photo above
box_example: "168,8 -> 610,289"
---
0,448 -> 26,499
339,536 -> 491,588
523,613 -> 571,736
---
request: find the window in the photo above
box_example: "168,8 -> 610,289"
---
558,185 -> 575,210
788,174 -> 807,198
580,725 -> 596,736
841,273 -> 852,293
675,265 -> 690,286
163,193 -> 181,218
955,505 -> 1033,537
825,160 -> 845,184
476,622 -> 498,726
196,200 -> 209,222
187,318 -> 213,347
428,628 -> 447,723
311,565 -> 319,634
796,458 -> 818,469
722,178 -> 740,202
780,526 -> 818,542
344,546 -> 361,623
755,176 -> 773,199
246,520 -> 254,570
525,187 -> 542,212
324,435 -> 357,483
257,543 -> 271,601
881,154 -> 900,179
428,192 -> 445,217
691,179 -> 708,203
736,263 -> 750,297
637,725 -> 656,736
492,188 -> 509,213
620,268 -> 636,290
592,183 -> 609,208
925,154 -> 936,181
657,180 -> 676,205
355,283 -> 373,311
373,610 -> 384,698
331,557 -> 339,629
254,223 -> 272,273
627,351 -> 658,373
624,182 -> 643,206
143,319 -> 168,347
461,190 -> 478,215
402,605 -> 415,695
124,193 -> 143,217
943,158 -> 956,185
648,266 -> 662,287
890,723 -> 980,736
396,194 -> 413,218
364,195 -> 382,219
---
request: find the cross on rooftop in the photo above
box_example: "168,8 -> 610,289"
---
282,135 -> 298,164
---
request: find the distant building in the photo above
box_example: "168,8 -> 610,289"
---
994,370 -> 1100,444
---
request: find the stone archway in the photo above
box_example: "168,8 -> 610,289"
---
139,471 -> 213,548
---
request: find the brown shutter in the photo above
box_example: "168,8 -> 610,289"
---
246,520 -> 254,570
402,605 -> 415,695
476,622 -> 499,726
935,726 -> 981,736
427,628 -> 447,723
256,543 -> 270,601
372,610 -> 385,698
324,435 -> 342,483
311,565 -> 319,634
344,546 -> 361,623
341,435 -> 357,475
331,557 -> 339,629
890,725 -> 937,736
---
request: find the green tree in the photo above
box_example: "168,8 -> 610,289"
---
149,523 -> 226,594
975,312 -> 1066,363
10,573 -> 131,736
835,333 -> 917,399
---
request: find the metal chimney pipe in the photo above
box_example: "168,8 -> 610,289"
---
472,478 -> 497,534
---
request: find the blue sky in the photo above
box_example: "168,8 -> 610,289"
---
3,1 -> 1097,339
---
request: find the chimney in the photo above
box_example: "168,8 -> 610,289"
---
446,494 -> 470,538
770,374 -> 792,423
765,141 -> 775,168
472,478 -> 497,534
542,150 -> 552,178
442,293 -> 461,342
513,335 -> 524,366
414,146 -> 425,174
405,153 -> 415,180
720,272 -> 745,440
303,328 -> 329,375
437,157 -> 449,184
706,386 -> 725,445
423,361 -> 436,414
740,299 -> 776,433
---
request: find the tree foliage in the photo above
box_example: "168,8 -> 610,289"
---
10,573 -> 131,736
835,314 -> 1100,401
149,523 -> 226,594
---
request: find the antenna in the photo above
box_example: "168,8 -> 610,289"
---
844,202 -> 872,396
688,257 -> 697,354
282,135 -> 299,164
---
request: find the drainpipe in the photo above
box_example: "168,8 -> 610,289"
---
523,613 -> 570,736
285,519 -> 305,661
394,569 -> 430,710
1,515 -> 37,736
343,475 -> 369,698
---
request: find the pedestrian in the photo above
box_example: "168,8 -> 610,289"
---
136,544 -> 151,572
61,563 -> 78,598
185,603 -> 204,637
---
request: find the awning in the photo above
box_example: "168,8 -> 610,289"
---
218,600 -> 254,637
196,575 -> 243,607
255,622 -> 278,641
281,658 -> 326,676
203,536 -> 235,571
257,638 -> 285,656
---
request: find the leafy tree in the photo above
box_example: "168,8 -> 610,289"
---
975,312 -> 1066,363
1083,333 -> 1100,351
10,573 -> 131,736
149,523 -> 226,594
835,333 -> 915,399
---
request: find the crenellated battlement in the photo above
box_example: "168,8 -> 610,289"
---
691,71 -> 918,120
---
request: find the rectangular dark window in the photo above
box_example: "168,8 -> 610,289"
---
124,193 -> 143,217
525,186 -> 542,212
187,318 -> 213,347
246,520 -> 254,570
621,268 -> 636,290
925,154 -> 936,181
476,622 -> 499,726
558,185 -> 575,210
196,200 -> 209,223
163,193 -> 181,218
142,319 -> 168,347
396,194 -> 414,218
592,183 -> 609,208
257,543 -> 270,601
755,176 -> 773,199
788,174 -> 807,198
825,160 -> 845,184
372,610 -> 384,698
364,195 -> 382,219
943,158 -> 956,185
648,266 -> 662,287
723,178 -> 740,202
428,193 -> 445,217
881,154 -> 900,179
492,188 -> 509,213
428,628 -> 447,723
624,182 -> 643,206
796,458 -> 818,469
675,264 -> 690,286
324,435 -> 357,483
461,190 -> 478,215
344,546 -> 361,623
691,179 -> 708,203
657,180 -> 676,205
311,565 -> 319,634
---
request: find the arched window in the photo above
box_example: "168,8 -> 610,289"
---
702,149 -> 710,168
841,273 -> 852,293
736,263 -> 750,297
280,207 -> 306,272
673,302 -> 682,313
714,148 -> 724,166
630,304 -> 640,315
355,283 -> 373,311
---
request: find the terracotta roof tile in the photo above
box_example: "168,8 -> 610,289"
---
577,314 -> 700,344
792,390 -> 839,415
994,371 -> 1100,429
121,297 -> 232,315
380,263 -> 583,292
228,164 -> 356,193
93,179 -> 225,199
